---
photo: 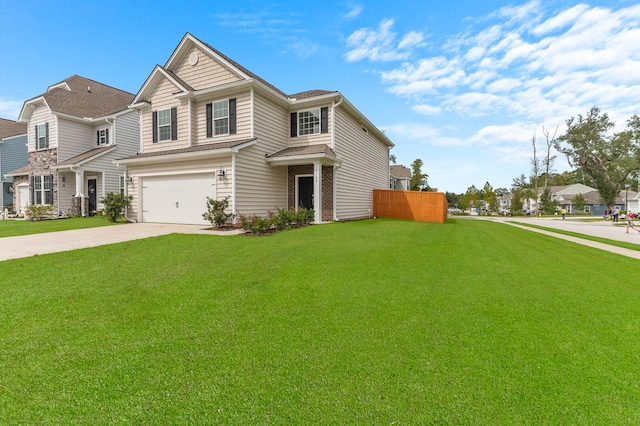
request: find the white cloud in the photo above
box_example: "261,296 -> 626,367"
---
344,19 -> 425,62
412,104 -> 441,115
0,99 -> 23,120
532,4 -> 590,36
343,4 -> 363,19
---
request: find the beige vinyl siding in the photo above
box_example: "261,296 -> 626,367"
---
126,158 -> 231,222
288,105 -> 332,148
334,107 -> 389,220
57,171 -> 76,214
234,92 -> 288,215
126,176 -> 139,219
28,106 -> 57,152
173,45 -> 242,90
57,118 -> 95,162
195,91 -> 251,144
142,78 -> 189,153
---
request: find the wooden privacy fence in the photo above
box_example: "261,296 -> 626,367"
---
373,190 -> 448,223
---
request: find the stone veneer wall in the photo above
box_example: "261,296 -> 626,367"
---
28,148 -> 58,209
287,164 -> 334,222
11,175 -> 29,209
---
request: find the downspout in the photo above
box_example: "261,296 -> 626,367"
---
231,153 -> 237,223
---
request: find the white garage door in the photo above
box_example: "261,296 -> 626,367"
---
141,173 -> 216,225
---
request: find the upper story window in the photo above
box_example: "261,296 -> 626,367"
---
290,107 -> 329,138
36,123 -> 48,150
158,109 -> 171,141
206,98 -> 236,138
97,129 -> 109,145
298,109 -> 320,136
152,107 -> 177,143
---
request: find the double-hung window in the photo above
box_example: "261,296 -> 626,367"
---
158,109 -> 171,141
213,100 -> 229,135
36,123 -> 48,149
298,109 -> 320,136
119,176 -> 125,195
97,129 -> 109,145
33,175 -> 53,205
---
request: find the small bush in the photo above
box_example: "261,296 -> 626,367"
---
28,204 -> 54,221
238,207 -> 315,235
100,192 -> 133,223
202,196 -> 236,228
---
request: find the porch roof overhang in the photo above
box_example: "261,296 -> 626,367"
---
4,165 -> 29,178
265,144 -> 339,167
114,138 -> 257,166
52,145 -> 116,171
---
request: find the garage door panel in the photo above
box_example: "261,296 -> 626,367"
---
142,173 -> 216,225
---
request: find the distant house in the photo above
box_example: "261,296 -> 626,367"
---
116,33 -> 394,225
12,75 -> 139,216
0,118 -> 28,210
390,165 -> 411,190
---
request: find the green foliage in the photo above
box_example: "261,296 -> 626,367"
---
409,158 -> 428,191
100,192 -> 133,223
27,204 -> 54,221
460,185 -> 480,212
202,196 -> 236,228
483,182 -> 500,212
555,107 -> 640,207
572,193 -> 587,210
538,188 -> 558,214
238,207 -> 314,234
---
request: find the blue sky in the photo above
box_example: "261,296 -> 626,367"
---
1,0 -> 639,193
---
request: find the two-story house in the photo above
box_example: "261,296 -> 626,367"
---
0,118 -> 28,211
116,33 -> 394,225
14,75 -> 139,216
390,165 -> 411,190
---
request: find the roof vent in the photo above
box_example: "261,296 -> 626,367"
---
188,52 -> 198,66
87,86 -> 91,93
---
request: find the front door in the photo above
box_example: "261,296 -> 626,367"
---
88,179 -> 97,214
298,176 -> 314,210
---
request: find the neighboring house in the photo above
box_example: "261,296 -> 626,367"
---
390,165 -> 411,190
13,75 -> 139,216
116,33 -> 394,225
0,118 -> 28,210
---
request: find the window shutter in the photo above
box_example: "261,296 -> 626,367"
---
152,111 -> 158,143
171,107 -> 177,140
30,176 -> 35,205
34,125 -> 38,148
106,128 -> 109,144
290,112 -> 297,137
206,103 -> 212,138
45,122 -> 49,147
229,98 -> 237,134
97,130 -> 100,145
321,107 -> 328,134
46,175 -> 53,205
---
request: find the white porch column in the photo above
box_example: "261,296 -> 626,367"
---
75,169 -> 85,217
313,161 -> 322,224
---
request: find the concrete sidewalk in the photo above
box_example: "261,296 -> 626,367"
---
0,223 -> 243,262
487,216 -> 640,260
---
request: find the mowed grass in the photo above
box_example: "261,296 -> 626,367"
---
1,218 -> 639,424
0,216 -> 121,237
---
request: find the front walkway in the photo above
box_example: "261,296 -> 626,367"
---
0,223 -> 243,262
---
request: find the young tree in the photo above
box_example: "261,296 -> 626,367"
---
538,188 -> 559,215
410,158 -> 428,191
389,154 -> 397,164
554,107 -> 640,207
520,188 -> 538,210
531,133 -> 540,189
482,182 -> 499,213
572,193 -> 587,212
542,125 -> 559,188
461,185 -> 481,213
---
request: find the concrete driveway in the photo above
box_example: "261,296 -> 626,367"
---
0,223 -> 243,262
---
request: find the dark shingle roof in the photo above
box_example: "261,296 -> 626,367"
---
55,146 -> 114,167
117,138 -> 257,161
288,90 -> 337,100
267,144 -> 335,158
0,118 -> 27,139
29,75 -> 134,118
390,165 -> 411,179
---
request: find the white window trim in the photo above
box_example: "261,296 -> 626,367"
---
298,108 -> 320,136
36,123 -> 47,150
98,129 -> 108,145
158,108 -> 172,142
33,175 -> 52,205
213,99 -> 229,136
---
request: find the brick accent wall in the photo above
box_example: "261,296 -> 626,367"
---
28,148 -> 58,209
287,164 -> 334,221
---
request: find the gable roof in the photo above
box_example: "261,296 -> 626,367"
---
19,75 -> 134,122
390,165 -> 411,179
0,118 -> 27,139
53,146 -> 116,168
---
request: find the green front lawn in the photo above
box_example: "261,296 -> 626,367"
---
0,216 -> 122,238
1,218 -> 639,424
